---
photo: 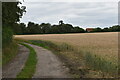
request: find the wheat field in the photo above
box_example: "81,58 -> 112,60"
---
14,32 -> 118,63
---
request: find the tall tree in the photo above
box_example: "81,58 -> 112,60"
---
72,26 -> 85,33
109,25 -> 120,32
2,1 -> 26,46
93,27 -> 103,32
14,23 -> 27,35
40,23 -> 51,34
2,2 -> 26,28
27,22 -> 42,34
59,20 -> 64,25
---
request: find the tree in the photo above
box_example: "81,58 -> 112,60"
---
59,20 -> 64,25
13,23 -> 23,35
2,2 -> 26,46
27,22 -> 41,34
93,27 -> 103,32
60,24 -> 74,33
103,27 -> 110,32
19,23 -> 27,34
40,23 -> 51,34
14,23 -> 27,34
51,25 -> 60,33
72,26 -> 85,33
109,25 -> 120,32
2,2 -> 26,29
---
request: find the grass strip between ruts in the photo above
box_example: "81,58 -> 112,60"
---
17,42 -> 37,78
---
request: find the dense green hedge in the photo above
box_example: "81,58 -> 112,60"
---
2,27 -> 13,48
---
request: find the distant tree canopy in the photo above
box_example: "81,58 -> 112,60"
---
92,25 -> 120,32
17,20 -> 86,35
16,21 -> 120,35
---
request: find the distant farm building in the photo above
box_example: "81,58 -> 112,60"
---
86,28 -> 94,32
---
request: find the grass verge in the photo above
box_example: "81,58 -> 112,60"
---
15,39 -> 118,78
15,39 -> 90,78
85,52 -> 118,77
17,42 -> 37,78
2,41 -> 18,65
30,40 -> 118,78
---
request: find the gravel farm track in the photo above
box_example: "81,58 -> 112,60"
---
2,44 -> 29,78
3,43 -> 70,78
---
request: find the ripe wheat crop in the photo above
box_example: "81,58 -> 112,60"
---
15,32 -> 118,62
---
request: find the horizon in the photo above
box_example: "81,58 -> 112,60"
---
20,2 -> 118,29
20,20 -> 118,30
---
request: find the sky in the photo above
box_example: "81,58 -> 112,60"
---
20,0 -> 119,28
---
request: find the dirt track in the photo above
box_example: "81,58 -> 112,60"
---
2,44 -> 29,78
26,43 -> 70,78
3,43 -> 70,78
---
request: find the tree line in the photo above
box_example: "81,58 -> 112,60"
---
15,20 -> 85,35
92,25 -> 120,32
16,20 -> 120,35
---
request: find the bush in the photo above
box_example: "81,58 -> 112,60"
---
2,41 -> 18,65
2,27 -> 13,47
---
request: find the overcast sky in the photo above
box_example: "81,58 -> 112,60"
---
20,0 -> 118,28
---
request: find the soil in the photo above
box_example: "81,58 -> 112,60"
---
25,43 -> 70,78
2,44 -> 29,78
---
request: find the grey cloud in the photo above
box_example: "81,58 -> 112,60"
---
20,2 -> 118,28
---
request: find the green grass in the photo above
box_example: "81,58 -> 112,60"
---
2,41 -> 18,65
25,40 -> 87,78
85,52 -> 118,77
29,40 -> 118,77
30,40 -> 73,51
15,39 -> 118,78
17,42 -> 37,78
